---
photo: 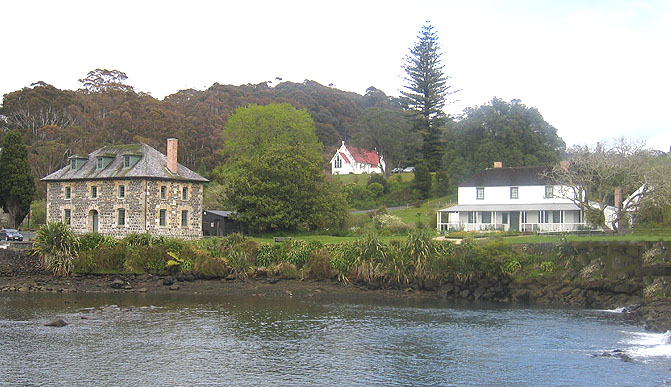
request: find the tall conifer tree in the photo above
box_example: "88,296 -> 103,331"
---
0,130 -> 35,227
401,23 -> 456,169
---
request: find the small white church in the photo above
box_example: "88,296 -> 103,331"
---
330,141 -> 385,175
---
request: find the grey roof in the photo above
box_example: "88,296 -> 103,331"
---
205,210 -> 235,217
461,166 -> 551,187
41,143 -> 208,183
439,203 -> 581,212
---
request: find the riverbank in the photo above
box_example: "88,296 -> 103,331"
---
2,272 -> 670,332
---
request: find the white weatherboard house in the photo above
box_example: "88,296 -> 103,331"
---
437,165 -> 589,232
330,142 -> 385,175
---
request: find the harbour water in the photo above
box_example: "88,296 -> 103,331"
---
1,292 -> 670,386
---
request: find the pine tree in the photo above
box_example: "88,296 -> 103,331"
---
401,23 -> 456,169
0,130 -> 36,227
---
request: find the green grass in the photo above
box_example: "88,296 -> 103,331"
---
332,172 -> 415,185
496,233 -> 671,244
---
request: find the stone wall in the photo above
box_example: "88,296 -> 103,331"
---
46,178 -> 203,239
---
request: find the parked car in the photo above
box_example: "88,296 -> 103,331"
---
403,166 -> 415,173
391,167 -> 404,174
0,229 -> 23,241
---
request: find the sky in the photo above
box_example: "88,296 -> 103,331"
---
2,0 -> 670,150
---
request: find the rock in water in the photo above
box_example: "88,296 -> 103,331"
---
110,279 -> 124,289
45,318 -> 68,327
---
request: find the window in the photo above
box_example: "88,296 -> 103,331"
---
96,157 -> 104,169
467,211 -> 476,223
521,211 -> 527,224
65,186 -> 71,199
481,211 -> 492,223
181,210 -> 188,227
539,210 -> 548,223
64,209 -> 71,225
118,185 -> 125,198
334,155 -> 342,169
545,185 -> 554,198
159,209 -> 166,226
91,186 -> 97,198
117,208 -> 125,226
476,187 -> 484,200
182,186 -> 188,200
510,186 -> 519,199
552,210 -> 563,224
70,159 -> 76,169
502,212 -> 509,224
160,186 -> 167,199
124,155 -> 130,168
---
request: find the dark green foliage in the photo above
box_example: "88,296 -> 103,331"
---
401,24 -> 456,166
443,98 -> 565,184
224,142 -> 348,232
367,174 -> 387,191
304,249 -> 333,280
412,161 -> 432,199
0,130 -> 36,227
32,222 -> 79,276
79,233 -> 118,251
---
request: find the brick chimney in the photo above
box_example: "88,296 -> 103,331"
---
493,161 -> 503,168
614,186 -> 623,209
167,138 -> 178,174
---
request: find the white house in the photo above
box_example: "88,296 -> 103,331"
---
331,141 -> 385,175
437,165 -> 589,233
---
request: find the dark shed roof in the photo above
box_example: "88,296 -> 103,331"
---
461,166 -> 551,187
41,143 -> 208,183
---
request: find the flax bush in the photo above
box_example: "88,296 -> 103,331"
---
33,222 -> 80,277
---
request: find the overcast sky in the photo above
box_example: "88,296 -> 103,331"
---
3,0 -> 670,150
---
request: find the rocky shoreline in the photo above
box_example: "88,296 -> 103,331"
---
1,272 -> 669,333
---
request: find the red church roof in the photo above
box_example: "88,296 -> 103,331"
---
338,152 -> 350,163
345,145 -> 380,166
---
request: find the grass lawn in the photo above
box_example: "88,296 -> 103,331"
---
490,233 -> 671,244
332,172 -> 416,185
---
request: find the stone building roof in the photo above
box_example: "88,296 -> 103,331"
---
460,166 -> 551,187
41,143 -> 208,183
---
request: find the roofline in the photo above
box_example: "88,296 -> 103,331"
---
41,176 -> 209,183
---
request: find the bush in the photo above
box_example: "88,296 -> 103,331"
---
80,233 -> 118,251
33,222 -> 80,277
194,257 -> 231,278
228,250 -> 251,279
326,242 -> 358,282
303,249 -> 332,280
256,243 -> 278,267
372,213 -> 413,234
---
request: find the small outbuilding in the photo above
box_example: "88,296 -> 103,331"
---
202,210 -> 247,236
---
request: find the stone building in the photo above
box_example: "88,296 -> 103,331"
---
42,139 -> 208,239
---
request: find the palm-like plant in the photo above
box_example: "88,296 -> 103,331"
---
32,222 -> 80,276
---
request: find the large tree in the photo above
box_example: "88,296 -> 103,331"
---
348,107 -> 421,177
0,130 -> 36,227
401,23 -> 456,167
218,103 -> 347,232
547,139 -> 653,232
221,103 -> 322,162
443,98 -> 565,186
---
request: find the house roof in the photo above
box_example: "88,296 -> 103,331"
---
345,145 -> 380,166
204,210 -> 235,218
439,203 -> 581,212
461,166 -> 551,187
338,152 -> 350,164
41,143 -> 209,183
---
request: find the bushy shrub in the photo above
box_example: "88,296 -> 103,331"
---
32,222 -> 80,277
194,257 -> 231,278
372,213 -> 413,234
80,233 -> 117,251
326,242 -> 358,282
256,243 -> 278,267
286,240 -> 313,268
123,233 -> 155,248
303,249 -> 332,280
277,261 -> 298,279
228,250 -> 251,279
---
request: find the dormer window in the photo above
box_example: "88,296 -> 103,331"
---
122,153 -> 141,169
96,154 -> 115,170
545,185 -> 554,198
97,157 -> 104,169
70,159 -> 76,169
124,156 -> 130,168
68,155 -> 87,170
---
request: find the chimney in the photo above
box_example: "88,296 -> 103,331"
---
614,187 -> 623,209
167,138 -> 178,174
493,161 -> 502,168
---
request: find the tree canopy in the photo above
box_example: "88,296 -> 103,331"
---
348,107 -> 420,176
221,103 -> 322,162
443,97 -> 565,185
401,23 -> 457,167
0,130 -> 35,227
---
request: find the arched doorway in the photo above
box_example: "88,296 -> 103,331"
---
89,210 -> 99,233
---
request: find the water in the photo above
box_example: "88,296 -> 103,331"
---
1,292 -> 670,386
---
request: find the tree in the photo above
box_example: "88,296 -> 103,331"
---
78,69 -> 134,93
221,103 -> 322,162
443,98 -> 565,183
224,144 -> 348,232
413,161 -> 432,199
0,130 -> 36,227
547,139 -> 650,232
349,107 -> 421,177
401,23 -> 457,166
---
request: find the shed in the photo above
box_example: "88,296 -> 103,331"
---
202,210 -> 247,236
